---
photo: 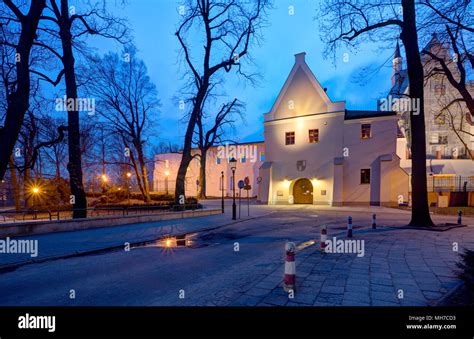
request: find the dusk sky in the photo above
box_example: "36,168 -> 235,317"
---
91,0 -> 399,146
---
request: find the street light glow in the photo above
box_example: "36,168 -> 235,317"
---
101,174 -> 108,182
126,172 -> 132,178
32,187 -> 39,194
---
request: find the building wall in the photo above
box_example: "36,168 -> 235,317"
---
261,52 -> 407,206
341,116 -> 401,205
153,143 -> 265,198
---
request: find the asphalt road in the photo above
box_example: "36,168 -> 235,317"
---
0,202 -> 466,306
0,204 -> 365,306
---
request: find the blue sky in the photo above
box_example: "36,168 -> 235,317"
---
91,0 -> 398,146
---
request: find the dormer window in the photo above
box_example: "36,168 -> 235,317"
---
361,124 -> 371,139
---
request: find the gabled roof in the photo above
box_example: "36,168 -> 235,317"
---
265,52 -> 345,120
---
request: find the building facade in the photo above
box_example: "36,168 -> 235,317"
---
154,142 -> 265,198
389,36 -> 474,160
259,53 -> 408,206
154,53 -> 409,206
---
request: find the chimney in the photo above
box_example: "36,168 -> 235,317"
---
295,52 -> 306,64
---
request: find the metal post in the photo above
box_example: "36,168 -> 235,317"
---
239,188 -> 241,219
232,169 -> 236,220
247,189 -> 250,216
221,171 -> 224,213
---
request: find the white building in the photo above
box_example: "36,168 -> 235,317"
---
258,52 -> 408,206
154,52 -> 409,206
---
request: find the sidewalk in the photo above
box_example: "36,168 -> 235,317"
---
0,207 -> 271,270
230,223 -> 474,306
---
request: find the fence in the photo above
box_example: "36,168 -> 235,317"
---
0,204 -> 201,223
425,176 -> 474,192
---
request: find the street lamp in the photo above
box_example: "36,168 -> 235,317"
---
221,171 -> 224,213
31,187 -> 40,218
164,170 -> 170,195
126,172 -> 132,205
229,157 -> 237,220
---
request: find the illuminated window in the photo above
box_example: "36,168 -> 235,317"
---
308,129 -> 319,143
285,131 -> 295,145
361,124 -> 371,139
360,169 -> 371,184
260,151 -> 265,161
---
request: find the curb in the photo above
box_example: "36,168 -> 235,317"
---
0,212 -> 273,272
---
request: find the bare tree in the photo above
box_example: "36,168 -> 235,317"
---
38,0 -> 128,217
85,47 -> 159,202
420,1 -> 473,117
174,0 -> 269,204
0,0 -> 46,181
195,98 -> 242,198
319,0 -> 434,226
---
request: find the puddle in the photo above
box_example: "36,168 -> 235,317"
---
142,233 -> 198,249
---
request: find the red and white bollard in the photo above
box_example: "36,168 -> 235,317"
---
320,224 -> 327,251
347,216 -> 353,238
372,213 -> 376,229
283,242 -> 296,292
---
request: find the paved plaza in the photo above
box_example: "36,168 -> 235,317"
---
0,201 -> 472,306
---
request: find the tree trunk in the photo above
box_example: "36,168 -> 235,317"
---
0,0 -> 46,181
174,83 -> 209,204
59,4 -> 87,218
9,156 -> 21,211
198,148 -> 207,199
135,141 -> 151,202
401,0 -> 434,226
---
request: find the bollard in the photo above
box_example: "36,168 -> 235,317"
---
283,242 -> 296,292
372,213 -> 376,229
320,224 -> 327,251
457,210 -> 462,225
347,216 -> 353,238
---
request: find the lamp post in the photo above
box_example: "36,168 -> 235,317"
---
126,172 -> 132,205
32,187 -> 39,219
221,171 -> 224,213
164,170 -> 170,195
230,158 -> 237,220
101,174 -> 108,193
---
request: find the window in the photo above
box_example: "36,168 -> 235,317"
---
308,129 -> 319,143
260,151 -> 265,162
439,135 -> 448,144
361,124 -> 371,139
360,169 -> 371,184
216,157 -> 221,165
285,131 -> 295,145
241,156 -> 246,163
430,133 -> 439,144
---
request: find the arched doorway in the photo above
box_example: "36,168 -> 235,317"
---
293,178 -> 313,204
